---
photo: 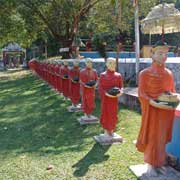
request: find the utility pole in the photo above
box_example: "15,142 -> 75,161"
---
115,0 -> 122,72
134,0 -> 140,85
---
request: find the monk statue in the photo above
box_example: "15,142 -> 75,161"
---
60,60 -> 70,100
94,58 -> 123,145
55,61 -> 63,95
78,58 -> 98,125
68,60 -> 81,112
136,40 -> 179,176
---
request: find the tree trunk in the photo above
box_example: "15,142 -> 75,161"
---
60,39 -> 73,59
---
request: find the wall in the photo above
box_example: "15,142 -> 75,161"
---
65,57 -> 180,92
80,51 -> 175,58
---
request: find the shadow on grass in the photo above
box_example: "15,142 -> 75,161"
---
5,68 -> 25,74
0,70 -> 139,159
0,71 -> 101,156
72,143 -> 110,177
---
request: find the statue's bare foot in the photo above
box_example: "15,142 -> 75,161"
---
147,164 -> 158,177
104,130 -> 113,137
85,114 -> 92,119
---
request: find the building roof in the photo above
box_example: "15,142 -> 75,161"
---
2,42 -> 25,52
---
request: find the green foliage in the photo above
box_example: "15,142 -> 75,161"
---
16,0 -> 101,42
92,32 -> 119,57
175,0 -> 180,10
0,0 -> 180,53
82,0 -> 159,48
0,1 -> 37,47
85,1 -> 116,35
0,0 -> 101,48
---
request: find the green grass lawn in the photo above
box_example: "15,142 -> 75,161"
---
0,69 -> 143,180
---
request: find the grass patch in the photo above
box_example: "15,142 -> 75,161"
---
0,69 -> 143,180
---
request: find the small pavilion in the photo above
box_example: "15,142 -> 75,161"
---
2,42 -> 26,68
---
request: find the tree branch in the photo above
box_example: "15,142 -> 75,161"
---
20,0 -> 66,41
70,0 -> 100,37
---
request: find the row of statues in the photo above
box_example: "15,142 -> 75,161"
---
29,41 -> 180,177
29,57 -> 123,138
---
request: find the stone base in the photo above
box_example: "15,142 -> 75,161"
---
167,153 -> 178,167
129,164 -> 180,180
67,104 -> 82,112
56,91 -> 63,96
77,115 -> 99,125
93,133 -> 123,145
63,97 -> 70,101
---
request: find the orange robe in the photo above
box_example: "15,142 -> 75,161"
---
45,63 -> 48,82
57,64 -> 62,93
136,62 -> 176,167
47,64 -> 51,84
28,59 -> 36,70
69,67 -> 81,105
51,64 -> 56,89
54,64 -> 59,90
51,64 -> 55,87
80,67 -> 98,115
99,70 -> 123,131
61,65 -> 70,97
42,63 -> 46,80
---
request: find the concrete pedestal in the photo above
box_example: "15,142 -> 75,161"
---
77,115 -> 99,125
93,133 -> 123,145
129,164 -> 180,180
63,97 -> 70,101
67,104 -> 82,112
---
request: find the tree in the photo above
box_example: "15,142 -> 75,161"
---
15,0 -> 101,46
0,1 -> 37,48
1,0 -> 178,54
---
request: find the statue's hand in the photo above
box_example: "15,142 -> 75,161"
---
72,80 -> 78,83
85,85 -> 95,88
62,75 -> 68,79
91,83 -> 98,89
149,99 -> 174,110
106,88 -> 123,98
72,76 -> 79,83
105,92 -> 123,98
116,92 -> 123,97
86,83 -> 97,88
